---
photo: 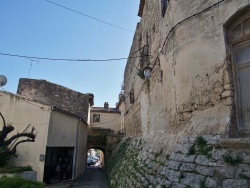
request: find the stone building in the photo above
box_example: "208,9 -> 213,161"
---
124,0 -> 250,150
17,78 -> 94,123
107,2 -> 250,187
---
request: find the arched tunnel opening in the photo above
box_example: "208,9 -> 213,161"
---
87,148 -> 105,169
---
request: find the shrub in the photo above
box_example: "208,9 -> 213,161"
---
222,154 -> 243,166
0,165 -> 33,173
0,176 -> 45,188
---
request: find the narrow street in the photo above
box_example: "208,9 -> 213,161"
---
47,166 -> 107,188
70,167 -> 107,188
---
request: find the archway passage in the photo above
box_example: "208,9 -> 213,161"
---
87,127 -> 123,167
87,148 -> 105,168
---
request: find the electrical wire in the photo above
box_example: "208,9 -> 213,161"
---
92,116 -> 121,125
45,0 -> 133,33
0,52 -> 140,62
125,0 -> 227,113
152,0 -> 227,69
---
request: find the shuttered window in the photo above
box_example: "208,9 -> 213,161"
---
229,13 -> 250,131
233,42 -> 250,130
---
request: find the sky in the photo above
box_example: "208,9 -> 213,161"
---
0,0 -> 140,107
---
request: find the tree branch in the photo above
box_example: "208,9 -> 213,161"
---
0,112 -> 14,145
11,139 -> 35,153
3,132 -> 36,147
0,112 -> 6,127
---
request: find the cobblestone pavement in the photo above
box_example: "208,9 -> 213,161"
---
47,166 -> 107,188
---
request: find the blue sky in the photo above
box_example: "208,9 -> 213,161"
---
0,0 -> 140,107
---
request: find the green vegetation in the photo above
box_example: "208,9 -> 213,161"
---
222,154 -> 243,166
136,68 -> 145,80
188,144 -> 196,155
187,136 -> 212,158
0,176 -> 45,188
179,171 -> 184,181
239,173 -> 248,179
199,178 -> 206,188
106,138 -> 131,187
0,165 -> 32,173
166,154 -> 170,160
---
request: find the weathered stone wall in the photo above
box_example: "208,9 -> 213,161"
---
123,0 -> 250,151
107,136 -> 250,188
17,78 -> 92,122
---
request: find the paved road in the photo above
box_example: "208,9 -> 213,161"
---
70,167 -> 107,188
47,167 -> 107,188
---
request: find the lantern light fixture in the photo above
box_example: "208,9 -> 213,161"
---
143,66 -> 153,78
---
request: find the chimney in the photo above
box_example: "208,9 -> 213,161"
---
104,102 -> 109,109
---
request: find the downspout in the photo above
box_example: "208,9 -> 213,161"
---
73,119 -> 81,179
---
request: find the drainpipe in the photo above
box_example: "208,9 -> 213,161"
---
73,119 -> 81,179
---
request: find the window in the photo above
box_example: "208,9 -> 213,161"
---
93,114 -> 100,122
226,7 -> 250,131
130,89 -> 135,103
161,0 -> 168,17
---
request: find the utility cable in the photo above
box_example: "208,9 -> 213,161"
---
152,0 -> 227,69
91,116 -> 121,125
45,0 -> 133,33
125,0 -> 227,113
0,52 -> 140,62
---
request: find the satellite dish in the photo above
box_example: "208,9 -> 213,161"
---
0,75 -> 7,86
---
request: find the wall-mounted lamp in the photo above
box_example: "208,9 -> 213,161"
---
143,66 -> 153,78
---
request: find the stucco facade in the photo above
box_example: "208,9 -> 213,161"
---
0,91 -> 88,182
124,0 -> 250,151
90,103 -> 121,134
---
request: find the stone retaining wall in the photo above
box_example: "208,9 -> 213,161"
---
107,136 -> 250,188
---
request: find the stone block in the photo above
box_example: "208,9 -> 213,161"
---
224,84 -> 233,90
223,97 -> 234,106
196,165 -> 215,176
221,90 -> 234,98
159,166 -> 169,175
174,153 -> 196,163
214,166 -> 239,179
241,172 -> 250,178
223,70 -> 232,85
174,143 -> 193,154
243,155 -> 250,164
180,173 -> 205,188
214,87 -> 224,93
167,160 -> 182,170
205,177 -> 218,188
180,163 -> 197,172
169,153 -> 176,160
195,155 -> 210,166
162,180 -> 172,187
155,185 -> 162,188
223,179 -> 249,188
171,183 -> 186,188
165,169 -> 181,182
203,134 -> 221,145
212,149 -> 226,160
